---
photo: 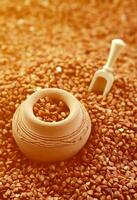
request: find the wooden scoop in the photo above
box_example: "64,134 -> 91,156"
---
88,39 -> 126,96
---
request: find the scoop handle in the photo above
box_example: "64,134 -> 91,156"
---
104,39 -> 126,70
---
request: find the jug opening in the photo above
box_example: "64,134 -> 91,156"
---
33,95 -> 70,123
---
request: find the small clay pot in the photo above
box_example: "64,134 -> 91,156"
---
12,88 -> 91,162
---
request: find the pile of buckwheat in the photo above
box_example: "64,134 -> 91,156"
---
0,0 -> 137,199
33,97 -> 69,122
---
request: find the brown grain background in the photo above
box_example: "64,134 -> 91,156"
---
0,0 -> 137,199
